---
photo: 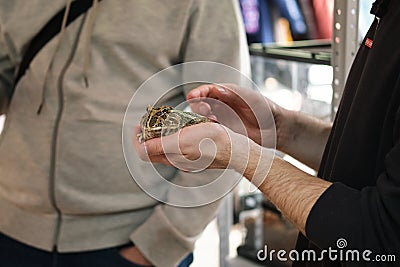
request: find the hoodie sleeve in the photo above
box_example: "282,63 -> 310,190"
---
130,170 -> 226,267
0,27 -> 16,115
130,1 -> 250,266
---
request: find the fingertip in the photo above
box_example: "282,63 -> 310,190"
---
143,138 -> 163,156
208,114 -> 218,122
135,141 -> 150,161
133,125 -> 142,135
198,102 -> 211,115
188,84 -> 212,100
142,140 -> 151,154
215,86 -> 226,93
213,85 -> 232,96
188,89 -> 200,99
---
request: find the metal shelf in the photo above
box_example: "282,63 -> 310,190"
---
331,0 -> 360,118
249,40 -> 331,65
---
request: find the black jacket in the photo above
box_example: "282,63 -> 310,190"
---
295,0 -> 400,266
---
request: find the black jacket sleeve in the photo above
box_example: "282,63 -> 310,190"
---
306,133 -> 400,263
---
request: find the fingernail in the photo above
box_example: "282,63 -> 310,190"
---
199,103 -> 209,115
191,89 -> 200,98
217,87 -> 226,93
209,115 -> 218,122
143,142 -> 148,152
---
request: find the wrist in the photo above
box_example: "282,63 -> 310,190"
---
227,132 -> 253,173
243,142 -> 275,187
275,107 -> 297,153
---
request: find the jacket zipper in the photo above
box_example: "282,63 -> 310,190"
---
48,16 -> 87,251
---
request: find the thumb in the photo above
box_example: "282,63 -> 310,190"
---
144,132 -> 180,156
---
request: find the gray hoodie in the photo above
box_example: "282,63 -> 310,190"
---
0,0 -> 249,266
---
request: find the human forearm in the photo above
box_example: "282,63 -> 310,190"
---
242,143 -> 332,235
137,123 -> 331,235
276,108 -> 332,170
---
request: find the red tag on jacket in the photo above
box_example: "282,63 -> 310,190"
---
365,38 -> 374,48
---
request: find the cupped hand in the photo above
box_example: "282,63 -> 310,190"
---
133,123 -> 253,173
187,83 -> 282,148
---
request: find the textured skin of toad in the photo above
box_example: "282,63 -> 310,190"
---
138,105 -> 212,143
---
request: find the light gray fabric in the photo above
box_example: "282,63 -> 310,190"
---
0,1 -> 249,266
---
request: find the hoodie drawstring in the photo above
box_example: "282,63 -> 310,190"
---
37,0 -> 73,114
37,0 -> 99,114
82,0 -> 99,88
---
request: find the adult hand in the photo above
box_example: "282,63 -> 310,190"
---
186,84 -> 285,148
119,245 -> 153,266
134,123 -> 254,173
